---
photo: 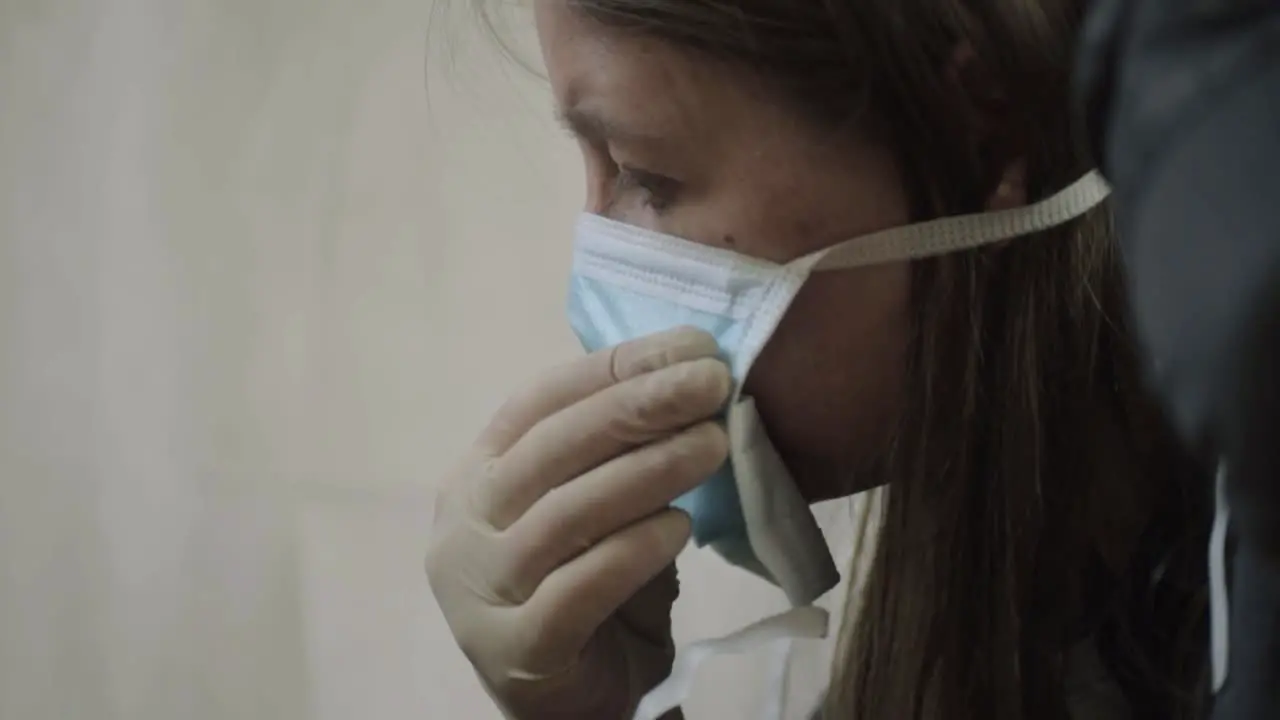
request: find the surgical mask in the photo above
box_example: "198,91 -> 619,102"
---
567,171 -> 1112,719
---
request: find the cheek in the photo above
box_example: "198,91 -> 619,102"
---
744,262 -> 912,468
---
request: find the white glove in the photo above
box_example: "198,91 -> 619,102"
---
426,327 -> 731,720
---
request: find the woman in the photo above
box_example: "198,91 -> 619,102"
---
425,1 -> 1212,718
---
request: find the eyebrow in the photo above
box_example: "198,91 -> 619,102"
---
556,105 -> 663,147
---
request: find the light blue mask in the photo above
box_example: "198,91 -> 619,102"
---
568,230 -> 778,581
567,172 -> 1111,606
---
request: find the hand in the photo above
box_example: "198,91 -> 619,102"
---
426,327 -> 731,720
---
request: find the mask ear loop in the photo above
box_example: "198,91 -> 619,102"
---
731,171 -> 1113,391
1210,462 -> 1231,692
813,170 -> 1112,271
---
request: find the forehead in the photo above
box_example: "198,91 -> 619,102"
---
534,2 -> 757,137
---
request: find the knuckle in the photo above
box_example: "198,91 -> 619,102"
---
486,561 -> 532,604
503,524 -> 544,576
512,602 -> 573,671
501,529 -> 561,598
487,540 -> 537,607
426,491 -> 535,611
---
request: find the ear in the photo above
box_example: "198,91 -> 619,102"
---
946,42 -> 1028,211
985,157 -> 1027,211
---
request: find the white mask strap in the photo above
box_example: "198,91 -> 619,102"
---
1210,461 -> 1231,692
731,171 -> 1111,388
812,171 -> 1112,272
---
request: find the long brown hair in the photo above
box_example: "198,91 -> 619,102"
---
473,1 -> 1212,718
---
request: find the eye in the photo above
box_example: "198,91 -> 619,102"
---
614,165 -> 682,213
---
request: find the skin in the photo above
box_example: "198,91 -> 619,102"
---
537,1 -> 915,501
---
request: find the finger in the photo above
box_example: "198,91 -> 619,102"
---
502,422 -> 726,600
518,509 -> 691,670
476,327 -> 721,457
484,357 -> 731,528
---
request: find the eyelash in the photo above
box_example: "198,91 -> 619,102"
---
614,164 -> 681,213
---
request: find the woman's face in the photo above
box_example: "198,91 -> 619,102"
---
536,1 -> 913,500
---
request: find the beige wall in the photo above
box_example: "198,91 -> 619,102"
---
0,2 -> 857,718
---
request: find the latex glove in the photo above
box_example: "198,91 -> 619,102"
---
426,327 -> 731,720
